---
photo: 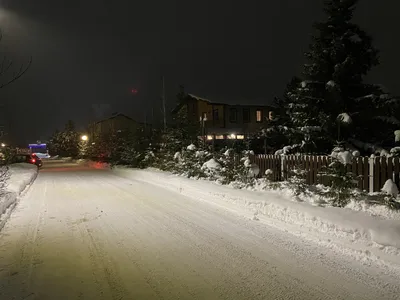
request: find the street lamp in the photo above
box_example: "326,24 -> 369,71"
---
1,143 -> 5,147
200,115 -> 208,146
81,135 -> 88,141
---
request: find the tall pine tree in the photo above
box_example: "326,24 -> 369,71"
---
260,76 -> 301,152
48,121 -> 80,157
286,0 -> 399,153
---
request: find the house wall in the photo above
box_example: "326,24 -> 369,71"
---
182,95 -> 274,138
89,115 -> 144,139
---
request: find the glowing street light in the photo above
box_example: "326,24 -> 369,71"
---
81,135 -> 88,141
1,143 -> 5,147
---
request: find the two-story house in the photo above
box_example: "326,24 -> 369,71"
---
172,93 -> 275,141
88,113 -> 150,140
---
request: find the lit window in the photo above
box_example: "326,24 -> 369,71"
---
269,111 -> 274,120
215,135 -> 224,140
256,110 -> 262,122
228,134 -> 236,139
236,135 -> 244,139
207,135 -> 214,140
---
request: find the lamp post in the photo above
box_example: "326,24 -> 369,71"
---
79,135 -> 89,158
200,115 -> 207,146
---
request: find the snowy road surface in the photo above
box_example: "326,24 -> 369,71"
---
0,161 -> 399,299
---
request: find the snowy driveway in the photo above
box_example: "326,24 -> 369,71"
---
0,161 -> 399,299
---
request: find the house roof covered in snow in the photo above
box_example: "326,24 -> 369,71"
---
93,113 -> 149,126
172,93 -> 276,113
187,93 -> 276,107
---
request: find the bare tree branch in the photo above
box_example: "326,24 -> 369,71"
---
0,58 -> 14,77
0,56 -> 32,89
0,30 -> 32,89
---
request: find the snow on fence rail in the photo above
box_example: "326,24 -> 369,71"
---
250,154 -> 400,193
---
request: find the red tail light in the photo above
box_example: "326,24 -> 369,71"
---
31,159 -> 36,163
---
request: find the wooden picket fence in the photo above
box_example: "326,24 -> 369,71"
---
250,154 -> 400,193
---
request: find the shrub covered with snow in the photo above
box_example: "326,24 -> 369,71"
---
201,158 -> 222,180
378,179 -> 400,210
281,162 -> 310,200
173,145 -> 212,178
390,147 -> 400,157
318,147 -> 360,207
214,148 -> 247,185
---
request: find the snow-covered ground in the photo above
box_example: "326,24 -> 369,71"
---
0,163 -> 38,231
113,167 -> 400,275
0,161 -> 399,299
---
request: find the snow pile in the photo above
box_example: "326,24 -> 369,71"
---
337,113 -> 352,124
326,80 -> 336,88
394,130 -> 400,143
34,153 -> 51,159
390,147 -> 400,157
247,163 -> 260,178
330,147 -> 353,164
112,168 -> 400,271
382,179 -> 399,198
0,163 -> 38,231
265,169 -> 273,176
187,144 -> 196,151
349,33 -> 362,43
202,158 -> 221,170
274,144 -> 301,155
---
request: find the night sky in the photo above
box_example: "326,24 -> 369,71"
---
0,0 -> 398,145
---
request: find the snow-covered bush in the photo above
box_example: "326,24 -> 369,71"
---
282,161 -> 310,200
390,147 -> 400,157
201,158 -> 222,180
172,145 -> 212,178
0,166 -> 9,196
215,148 -> 240,184
378,179 -> 400,210
213,148 -> 255,186
318,148 -> 360,207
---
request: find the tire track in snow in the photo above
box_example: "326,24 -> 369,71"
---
92,174 -> 324,300
64,178 -> 132,300
73,173 -> 203,299
105,172 -> 400,300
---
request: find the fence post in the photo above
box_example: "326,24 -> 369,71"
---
281,155 -> 286,180
369,157 -> 374,193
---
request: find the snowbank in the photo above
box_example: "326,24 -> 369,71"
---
0,163 -> 38,231
112,167 -> 400,272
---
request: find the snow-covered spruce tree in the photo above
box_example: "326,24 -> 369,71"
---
88,132 -> 123,164
318,146 -> 359,207
215,149 -> 254,185
172,144 -> 211,178
119,126 -> 153,168
157,89 -> 201,170
286,0 -> 398,153
259,77 -> 302,152
49,121 -> 80,157
48,130 -> 61,156
283,160 -> 310,200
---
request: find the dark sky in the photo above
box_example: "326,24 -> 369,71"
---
0,0 -> 399,145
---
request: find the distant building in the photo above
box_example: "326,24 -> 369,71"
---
172,93 -> 275,141
88,113 -> 150,140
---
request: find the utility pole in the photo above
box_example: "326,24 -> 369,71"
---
161,76 -> 167,131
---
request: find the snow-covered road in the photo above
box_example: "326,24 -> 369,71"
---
0,161 -> 399,299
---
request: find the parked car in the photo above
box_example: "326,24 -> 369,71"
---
12,153 -> 43,168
